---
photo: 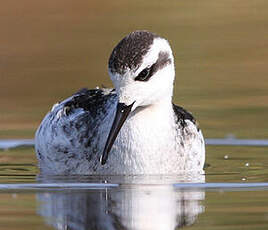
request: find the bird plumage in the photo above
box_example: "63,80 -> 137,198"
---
35,31 -> 205,175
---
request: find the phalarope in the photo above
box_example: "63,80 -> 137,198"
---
35,31 -> 205,175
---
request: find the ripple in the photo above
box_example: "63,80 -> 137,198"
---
0,182 -> 268,191
1,138 -> 268,150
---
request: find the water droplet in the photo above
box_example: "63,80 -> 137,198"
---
11,193 -> 17,199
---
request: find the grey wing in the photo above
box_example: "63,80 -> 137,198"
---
35,88 -> 117,174
172,104 -> 205,172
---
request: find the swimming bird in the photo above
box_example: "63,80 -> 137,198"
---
35,30 -> 205,175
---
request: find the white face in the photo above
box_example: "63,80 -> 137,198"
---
109,38 -> 175,111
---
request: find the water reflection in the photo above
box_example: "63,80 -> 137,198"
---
36,175 -> 205,230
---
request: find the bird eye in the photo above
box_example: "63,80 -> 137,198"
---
135,67 -> 151,81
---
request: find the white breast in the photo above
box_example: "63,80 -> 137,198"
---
98,102 -> 185,174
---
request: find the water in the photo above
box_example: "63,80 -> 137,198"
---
1,0 -> 268,229
0,139 -> 35,150
1,175 -> 268,230
2,138 -> 268,150
8,185 -> 268,230
0,144 -> 268,229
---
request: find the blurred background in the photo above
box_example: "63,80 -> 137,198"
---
0,0 -> 268,140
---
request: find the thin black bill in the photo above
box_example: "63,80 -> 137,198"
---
100,102 -> 134,165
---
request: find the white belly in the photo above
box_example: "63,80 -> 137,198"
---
96,104 -> 204,175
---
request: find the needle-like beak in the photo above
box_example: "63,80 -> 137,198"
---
100,102 -> 135,165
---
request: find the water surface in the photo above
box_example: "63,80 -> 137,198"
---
0,145 -> 268,229
1,0 -> 268,229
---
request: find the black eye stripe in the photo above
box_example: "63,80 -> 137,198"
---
156,51 -> 172,71
135,66 -> 153,81
134,51 -> 171,82
135,68 -> 150,81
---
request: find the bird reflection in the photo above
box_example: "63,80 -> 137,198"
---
36,175 -> 205,230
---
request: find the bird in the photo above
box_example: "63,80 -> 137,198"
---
35,30 -> 205,175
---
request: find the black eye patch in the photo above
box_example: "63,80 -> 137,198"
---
134,51 -> 171,82
135,66 -> 154,81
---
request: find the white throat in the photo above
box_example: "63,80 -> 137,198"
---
109,96 -> 177,174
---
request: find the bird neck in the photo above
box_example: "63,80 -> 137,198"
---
129,95 -> 174,128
